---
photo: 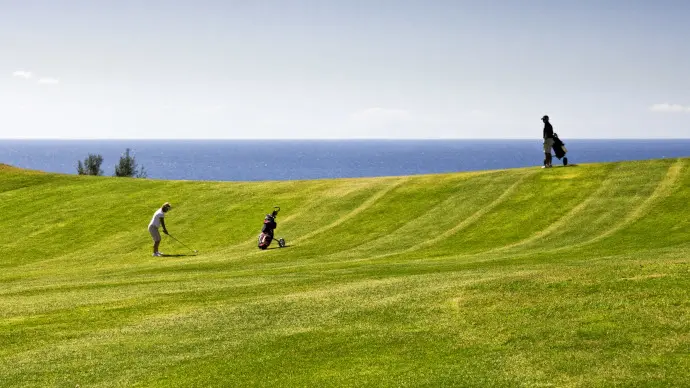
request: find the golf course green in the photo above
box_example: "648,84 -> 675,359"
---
1,158 -> 688,387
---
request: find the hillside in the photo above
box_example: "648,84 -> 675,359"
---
0,158 -> 688,387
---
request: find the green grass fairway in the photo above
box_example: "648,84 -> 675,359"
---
1,159 -> 689,387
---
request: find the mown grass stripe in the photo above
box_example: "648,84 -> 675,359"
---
487,164 -> 622,253
288,177 -> 410,245
557,158 -> 685,251
325,176 -> 488,260
399,171 -> 536,254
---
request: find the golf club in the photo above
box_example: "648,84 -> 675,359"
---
167,233 -> 198,254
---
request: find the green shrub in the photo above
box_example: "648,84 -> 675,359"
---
114,148 -> 147,178
76,153 -> 104,176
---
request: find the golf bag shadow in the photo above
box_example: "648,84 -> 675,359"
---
257,207 -> 286,250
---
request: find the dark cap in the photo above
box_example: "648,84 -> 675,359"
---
541,115 -> 549,120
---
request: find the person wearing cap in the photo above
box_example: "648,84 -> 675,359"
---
542,115 -> 554,168
148,202 -> 171,256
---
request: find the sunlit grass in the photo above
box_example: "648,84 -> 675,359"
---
0,159 -> 688,387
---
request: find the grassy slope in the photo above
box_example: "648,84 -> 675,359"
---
0,159 -> 688,387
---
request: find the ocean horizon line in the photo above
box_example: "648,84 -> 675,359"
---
2,137 -> 689,141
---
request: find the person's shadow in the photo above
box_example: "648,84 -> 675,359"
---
161,253 -> 196,257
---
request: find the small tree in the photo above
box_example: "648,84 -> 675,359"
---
114,148 -> 147,178
76,154 -> 104,176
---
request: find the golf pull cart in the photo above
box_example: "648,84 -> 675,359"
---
257,206 -> 286,250
552,133 -> 569,166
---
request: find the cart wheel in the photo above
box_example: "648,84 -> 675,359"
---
563,157 -> 568,166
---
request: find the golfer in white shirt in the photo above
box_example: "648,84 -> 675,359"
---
148,202 -> 171,256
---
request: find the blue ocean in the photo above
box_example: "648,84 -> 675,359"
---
0,140 -> 688,181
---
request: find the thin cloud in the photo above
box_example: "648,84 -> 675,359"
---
37,77 -> 60,85
12,71 -> 61,85
649,103 -> 690,113
12,70 -> 33,79
348,107 -> 417,134
350,107 -> 412,122
469,109 -> 490,117
192,104 -> 226,114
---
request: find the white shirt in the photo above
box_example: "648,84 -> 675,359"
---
148,208 -> 165,228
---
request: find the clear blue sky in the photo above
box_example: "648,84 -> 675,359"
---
1,0 -> 689,139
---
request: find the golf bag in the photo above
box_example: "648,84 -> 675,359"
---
257,207 -> 286,250
552,133 -> 569,166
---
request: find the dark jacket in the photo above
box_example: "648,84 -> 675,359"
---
543,122 -> 554,139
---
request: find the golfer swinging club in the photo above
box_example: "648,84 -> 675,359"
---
148,202 -> 171,257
